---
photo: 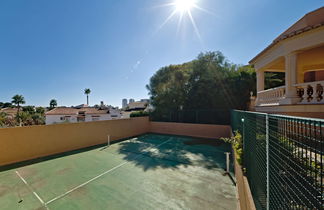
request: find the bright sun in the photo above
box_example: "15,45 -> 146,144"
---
174,0 -> 196,12
157,0 -> 206,40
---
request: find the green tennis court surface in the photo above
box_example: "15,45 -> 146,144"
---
0,134 -> 237,210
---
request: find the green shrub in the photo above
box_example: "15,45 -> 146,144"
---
221,131 -> 243,165
130,111 -> 149,118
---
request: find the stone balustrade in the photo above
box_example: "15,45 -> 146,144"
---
256,86 -> 286,106
294,81 -> 324,104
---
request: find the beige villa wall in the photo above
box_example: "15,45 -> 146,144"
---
255,104 -> 324,119
150,122 -> 231,139
258,45 -> 324,82
0,117 -> 150,166
297,45 -> 324,83
0,118 -> 231,166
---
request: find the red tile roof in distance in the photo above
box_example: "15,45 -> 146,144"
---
45,107 -> 109,115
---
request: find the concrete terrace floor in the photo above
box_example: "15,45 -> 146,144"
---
0,134 -> 237,210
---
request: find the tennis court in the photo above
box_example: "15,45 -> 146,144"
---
0,133 -> 237,210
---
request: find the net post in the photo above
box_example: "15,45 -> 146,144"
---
225,152 -> 230,173
107,135 -> 110,147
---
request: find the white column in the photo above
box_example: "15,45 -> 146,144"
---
257,70 -> 265,92
256,70 -> 265,105
279,52 -> 300,105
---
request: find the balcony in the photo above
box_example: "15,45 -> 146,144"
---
256,86 -> 285,106
256,81 -> 324,106
295,80 -> 324,104
251,38 -> 324,116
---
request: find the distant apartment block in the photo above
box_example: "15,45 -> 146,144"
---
129,98 -> 135,103
122,99 -> 128,109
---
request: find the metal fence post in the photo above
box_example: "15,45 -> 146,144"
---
266,114 -> 269,210
241,116 -> 245,168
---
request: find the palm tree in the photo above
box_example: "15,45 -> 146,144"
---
84,88 -> 91,105
11,94 -> 25,126
11,95 -> 25,113
49,99 -> 57,109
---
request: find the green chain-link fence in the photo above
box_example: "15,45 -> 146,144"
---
232,110 -> 323,210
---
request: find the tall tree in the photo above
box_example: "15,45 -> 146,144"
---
49,99 -> 57,109
147,51 -> 256,122
11,94 -> 25,126
147,63 -> 191,115
84,88 -> 91,105
11,95 -> 25,113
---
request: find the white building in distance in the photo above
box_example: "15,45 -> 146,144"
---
45,107 -> 122,125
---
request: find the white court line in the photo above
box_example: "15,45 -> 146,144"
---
45,138 -> 172,205
15,171 -> 48,209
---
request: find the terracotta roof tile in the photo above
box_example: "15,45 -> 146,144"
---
0,108 -> 18,116
45,107 -> 109,115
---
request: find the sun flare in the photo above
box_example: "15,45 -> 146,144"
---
174,0 -> 197,12
157,0 -> 208,41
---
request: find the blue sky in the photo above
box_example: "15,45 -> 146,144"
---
0,0 -> 323,107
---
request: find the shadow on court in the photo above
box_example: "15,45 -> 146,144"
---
116,134 -> 234,172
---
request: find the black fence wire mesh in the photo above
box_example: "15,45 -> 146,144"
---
231,110 -> 323,210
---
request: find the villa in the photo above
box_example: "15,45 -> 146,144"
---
251,7 -> 324,118
45,107 -> 122,125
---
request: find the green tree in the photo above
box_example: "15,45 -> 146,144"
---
31,113 -> 45,125
3,102 -> 13,108
147,51 -> 256,122
11,95 -> 25,125
49,99 -> 57,109
147,63 -> 191,115
22,106 -> 35,114
11,95 -> 25,112
0,112 -> 7,127
36,107 -> 45,114
185,51 -> 233,109
84,88 -> 91,105
226,65 -> 256,109
16,111 -> 32,126
265,72 -> 285,89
